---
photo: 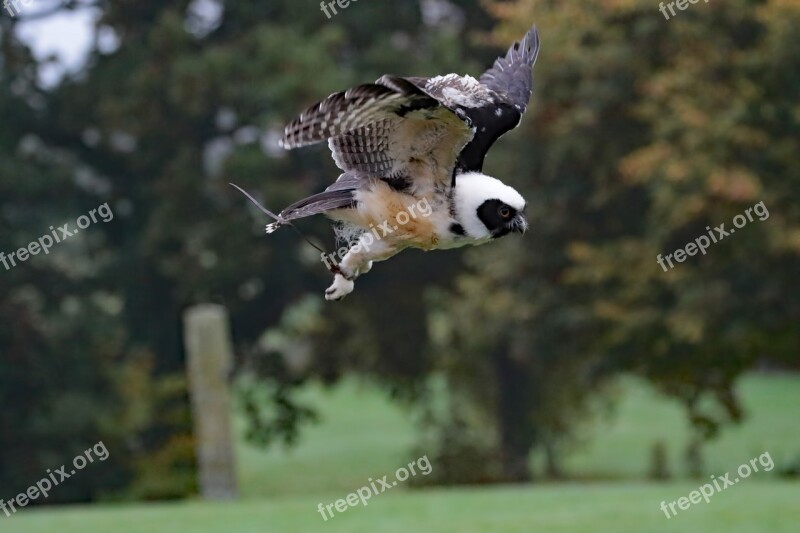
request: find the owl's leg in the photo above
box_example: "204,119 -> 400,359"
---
324,233 -> 394,301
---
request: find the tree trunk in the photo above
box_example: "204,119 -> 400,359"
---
544,438 -> 564,479
493,343 -> 534,482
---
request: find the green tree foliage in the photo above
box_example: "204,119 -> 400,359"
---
0,0 -> 495,500
2,0 -> 797,500
424,0 -> 800,480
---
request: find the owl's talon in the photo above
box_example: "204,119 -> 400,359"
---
325,274 -> 355,301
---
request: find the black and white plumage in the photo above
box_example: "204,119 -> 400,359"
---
268,25 -> 540,300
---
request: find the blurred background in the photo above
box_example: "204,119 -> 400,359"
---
1,0 -> 798,531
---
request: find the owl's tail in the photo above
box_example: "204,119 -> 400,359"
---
265,221 -> 282,234
229,183 -> 340,273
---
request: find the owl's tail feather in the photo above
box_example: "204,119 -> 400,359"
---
229,183 -> 285,231
229,183 -> 339,273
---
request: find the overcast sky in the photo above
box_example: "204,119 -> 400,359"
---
11,0 -> 458,88
12,0 -> 228,88
12,0 -> 98,87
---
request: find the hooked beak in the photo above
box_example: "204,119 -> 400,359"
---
510,212 -> 529,235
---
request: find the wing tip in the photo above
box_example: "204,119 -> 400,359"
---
514,24 -> 540,66
278,135 -> 296,150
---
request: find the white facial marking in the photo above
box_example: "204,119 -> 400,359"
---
453,172 -> 526,239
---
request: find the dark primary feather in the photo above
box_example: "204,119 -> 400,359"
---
455,102 -> 521,172
479,25 -> 540,114
455,24 -> 541,171
378,26 -> 541,173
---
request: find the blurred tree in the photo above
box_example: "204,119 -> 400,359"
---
422,0 -> 800,481
0,20 -> 133,500
2,0 -> 798,499
0,0 -> 498,499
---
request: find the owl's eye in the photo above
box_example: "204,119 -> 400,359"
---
499,206 -> 511,218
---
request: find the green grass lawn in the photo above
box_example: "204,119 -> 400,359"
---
4,373 -> 799,532
235,379 -> 417,498
6,482 -> 798,533
560,373 -> 800,478
237,373 -> 800,497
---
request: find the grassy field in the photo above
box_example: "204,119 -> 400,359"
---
8,481 -> 798,533
4,373 -> 799,532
